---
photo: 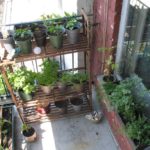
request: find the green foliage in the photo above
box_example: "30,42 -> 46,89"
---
71,73 -> 88,84
21,123 -> 31,132
41,13 -> 64,35
0,75 -> 5,95
109,80 -> 136,120
8,67 -> 36,94
126,116 -> 150,146
37,59 -> 59,86
104,75 -> 150,147
47,24 -> 64,35
64,12 -> 80,30
60,72 -> 73,85
14,28 -> 32,41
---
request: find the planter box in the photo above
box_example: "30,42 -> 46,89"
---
0,105 -> 15,150
95,77 -> 136,150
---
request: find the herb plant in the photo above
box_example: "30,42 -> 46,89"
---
14,28 -> 32,41
8,67 -> 36,94
37,59 -> 59,86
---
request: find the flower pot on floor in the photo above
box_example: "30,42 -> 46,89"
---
22,127 -> 37,142
55,100 -> 68,114
70,97 -> 83,112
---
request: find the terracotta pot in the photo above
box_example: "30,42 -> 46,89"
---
22,127 -> 37,142
40,85 -> 52,94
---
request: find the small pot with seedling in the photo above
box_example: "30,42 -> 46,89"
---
41,14 -> 65,49
37,59 -> 59,94
65,12 -> 82,44
22,123 -> 37,142
71,72 -> 88,92
31,23 -> 47,47
8,67 -> 36,101
70,96 -> 83,112
14,28 -> 32,54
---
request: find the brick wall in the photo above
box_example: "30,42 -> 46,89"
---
91,0 -> 122,80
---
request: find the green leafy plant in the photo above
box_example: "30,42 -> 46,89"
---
14,28 -> 32,41
64,12 -> 80,30
126,116 -> 150,147
8,67 -> 36,94
37,59 -> 59,86
71,72 -> 88,84
41,13 -> 64,35
60,72 -> 73,85
21,123 -> 31,132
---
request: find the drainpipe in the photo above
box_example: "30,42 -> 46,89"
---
115,0 -> 130,80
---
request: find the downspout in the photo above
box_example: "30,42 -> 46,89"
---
115,0 -> 130,80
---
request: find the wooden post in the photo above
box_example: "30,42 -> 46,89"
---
0,66 -> 24,123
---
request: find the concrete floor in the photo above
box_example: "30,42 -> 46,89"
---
14,88 -> 119,150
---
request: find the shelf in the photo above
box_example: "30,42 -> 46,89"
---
17,84 -> 90,107
22,97 -> 91,123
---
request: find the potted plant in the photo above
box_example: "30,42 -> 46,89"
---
31,23 -> 47,47
14,28 -> 32,54
8,67 -> 36,101
41,14 -> 65,49
21,123 -> 37,142
70,96 -> 83,112
64,12 -> 82,44
57,72 -> 73,91
71,72 -> 88,91
37,59 -> 59,94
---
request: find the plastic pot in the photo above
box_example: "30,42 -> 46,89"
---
16,39 -> 32,54
66,28 -> 80,44
49,34 -> 63,49
70,97 -> 83,112
34,30 -> 46,47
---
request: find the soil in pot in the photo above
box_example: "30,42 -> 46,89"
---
22,127 -> 37,142
55,100 -> 68,114
66,28 -> 80,44
49,34 -> 63,49
70,97 -> 83,112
